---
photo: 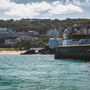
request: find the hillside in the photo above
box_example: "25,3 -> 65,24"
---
0,18 -> 90,34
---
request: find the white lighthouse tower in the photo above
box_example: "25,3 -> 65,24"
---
63,33 -> 67,46
63,29 -> 69,46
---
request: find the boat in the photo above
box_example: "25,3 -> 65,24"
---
55,44 -> 90,62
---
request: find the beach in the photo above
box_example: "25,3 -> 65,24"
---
0,51 -> 26,54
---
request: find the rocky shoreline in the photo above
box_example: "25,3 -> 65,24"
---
21,48 -> 55,55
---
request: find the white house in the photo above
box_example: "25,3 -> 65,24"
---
17,36 -> 32,41
0,28 -> 8,33
63,39 -> 79,46
0,28 -> 7,33
0,27 -> 29,38
0,28 -> 13,33
47,28 -> 60,37
27,31 -> 39,36
32,37 -> 39,42
79,26 -> 90,35
16,32 -> 27,37
49,38 -> 63,49
79,39 -> 90,44
5,39 -> 18,45
80,27 -> 87,34
0,28 -> 14,38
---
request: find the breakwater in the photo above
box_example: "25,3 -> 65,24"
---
55,44 -> 90,61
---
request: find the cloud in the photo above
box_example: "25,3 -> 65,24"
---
81,0 -> 90,6
48,2 -> 83,15
63,0 -> 90,6
0,0 -> 84,19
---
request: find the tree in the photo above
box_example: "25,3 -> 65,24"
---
14,40 -> 32,50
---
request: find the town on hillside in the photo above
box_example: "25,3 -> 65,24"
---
0,18 -> 90,53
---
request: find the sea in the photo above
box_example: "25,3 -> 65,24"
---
0,54 -> 90,90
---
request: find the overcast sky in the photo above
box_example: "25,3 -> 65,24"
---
0,0 -> 90,20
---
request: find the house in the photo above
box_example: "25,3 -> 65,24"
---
63,39 -> 79,46
27,31 -> 39,36
0,28 -> 7,33
80,26 -> 88,35
17,36 -> 32,41
49,38 -> 63,49
32,37 -> 39,42
4,39 -> 18,45
0,29 -> 28,38
79,39 -> 90,44
47,28 -> 60,37
0,28 -> 14,38
16,32 -> 27,37
0,28 -> 13,33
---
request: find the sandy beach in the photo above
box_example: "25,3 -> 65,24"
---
0,51 -> 26,54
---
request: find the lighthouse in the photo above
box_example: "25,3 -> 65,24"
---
63,33 -> 67,46
63,29 -> 69,46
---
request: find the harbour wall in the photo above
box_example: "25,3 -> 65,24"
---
55,44 -> 90,61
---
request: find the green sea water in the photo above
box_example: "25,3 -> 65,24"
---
0,54 -> 90,90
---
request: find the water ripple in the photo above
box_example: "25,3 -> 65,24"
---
0,54 -> 90,90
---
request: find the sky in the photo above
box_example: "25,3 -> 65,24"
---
0,0 -> 90,20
